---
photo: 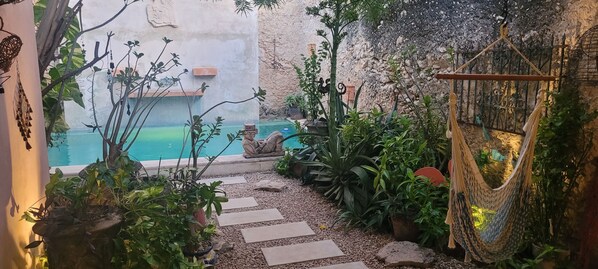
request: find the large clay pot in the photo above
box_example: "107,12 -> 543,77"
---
35,208 -> 123,269
288,107 -> 304,120
390,216 -> 420,242
305,119 -> 328,136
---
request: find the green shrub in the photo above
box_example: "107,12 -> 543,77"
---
275,150 -> 294,178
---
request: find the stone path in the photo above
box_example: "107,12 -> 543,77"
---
207,175 -> 369,268
220,197 -> 258,210
311,262 -> 369,269
241,221 -> 315,243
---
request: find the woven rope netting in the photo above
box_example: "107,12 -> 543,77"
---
445,91 -> 543,262
438,25 -> 552,263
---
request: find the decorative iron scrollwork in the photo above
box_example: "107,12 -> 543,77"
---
316,77 -> 347,95
337,82 -> 346,95
317,77 -> 330,94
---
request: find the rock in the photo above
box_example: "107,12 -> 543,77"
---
254,180 -> 287,192
396,36 -> 405,46
214,228 -> 224,237
376,241 -> 436,268
147,0 -> 178,28
212,239 -> 234,254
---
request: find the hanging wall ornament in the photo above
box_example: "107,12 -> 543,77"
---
0,16 -> 23,94
0,0 -> 24,6
0,17 -> 22,72
14,69 -> 33,150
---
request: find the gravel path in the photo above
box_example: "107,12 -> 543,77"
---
211,171 -> 482,269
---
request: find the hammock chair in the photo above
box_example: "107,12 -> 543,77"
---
436,24 -> 556,263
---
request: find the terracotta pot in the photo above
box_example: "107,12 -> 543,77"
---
390,216 -> 420,242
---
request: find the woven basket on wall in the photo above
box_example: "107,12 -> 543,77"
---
0,0 -> 23,6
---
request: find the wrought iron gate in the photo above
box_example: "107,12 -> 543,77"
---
453,35 -> 567,135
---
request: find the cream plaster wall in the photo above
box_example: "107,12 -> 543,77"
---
0,2 -> 49,269
66,0 -> 260,128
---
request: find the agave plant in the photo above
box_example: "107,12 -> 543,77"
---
304,132 -> 372,207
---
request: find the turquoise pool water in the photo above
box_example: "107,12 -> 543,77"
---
48,121 -> 300,167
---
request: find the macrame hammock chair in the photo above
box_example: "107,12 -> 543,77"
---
436,24 -> 555,263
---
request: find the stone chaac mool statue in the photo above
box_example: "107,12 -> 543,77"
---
242,123 -> 284,158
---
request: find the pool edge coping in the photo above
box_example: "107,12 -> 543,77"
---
53,154 -> 281,177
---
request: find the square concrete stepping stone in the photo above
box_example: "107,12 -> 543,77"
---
201,176 -> 246,185
241,221 -> 315,243
216,209 -> 283,226
221,197 -> 258,210
262,240 -> 344,266
311,261 -> 369,269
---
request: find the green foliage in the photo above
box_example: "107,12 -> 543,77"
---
402,174 -> 449,248
24,155 -> 226,268
284,92 -> 306,109
492,244 -> 573,269
305,132 -> 373,207
414,95 -> 450,169
531,83 -> 598,246
306,0 -> 394,135
389,46 -> 450,171
35,0 -> 86,135
113,174 -> 225,268
294,47 -> 327,120
234,0 -> 281,14
275,150 -> 295,178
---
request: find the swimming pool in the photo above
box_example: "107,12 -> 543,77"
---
48,121 -> 300,167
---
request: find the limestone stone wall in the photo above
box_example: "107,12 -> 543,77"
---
259,0 -> 597,114
258,0 -> 323,118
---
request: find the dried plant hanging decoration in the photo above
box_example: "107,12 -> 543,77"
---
0,0 -> 24,6
14,68 -> 33,150
0,16 -> 23,94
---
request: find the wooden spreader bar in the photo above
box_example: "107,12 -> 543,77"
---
435,73 -> 556,81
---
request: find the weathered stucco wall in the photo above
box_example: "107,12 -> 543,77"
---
0,3 -> 49,268
67,0 -> 259,128
258,0 -> 323,117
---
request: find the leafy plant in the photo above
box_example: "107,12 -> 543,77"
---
36,0 -> 139,145
86,38 -> 186,167
294,46 -> 327,121
305,132 -> 372,207
113,173 -> 226,268
389,47 -> 450,171
284,92 -> 306,109
177,85 -> 266,175
306,0 -> 394,135
275,150 -> 294,178
531,82 -> 598,246
379,171 -> 449,248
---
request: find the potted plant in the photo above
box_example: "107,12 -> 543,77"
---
379,169 -> 449,245
22,156 -> 135,269
284,92 -> 306,119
